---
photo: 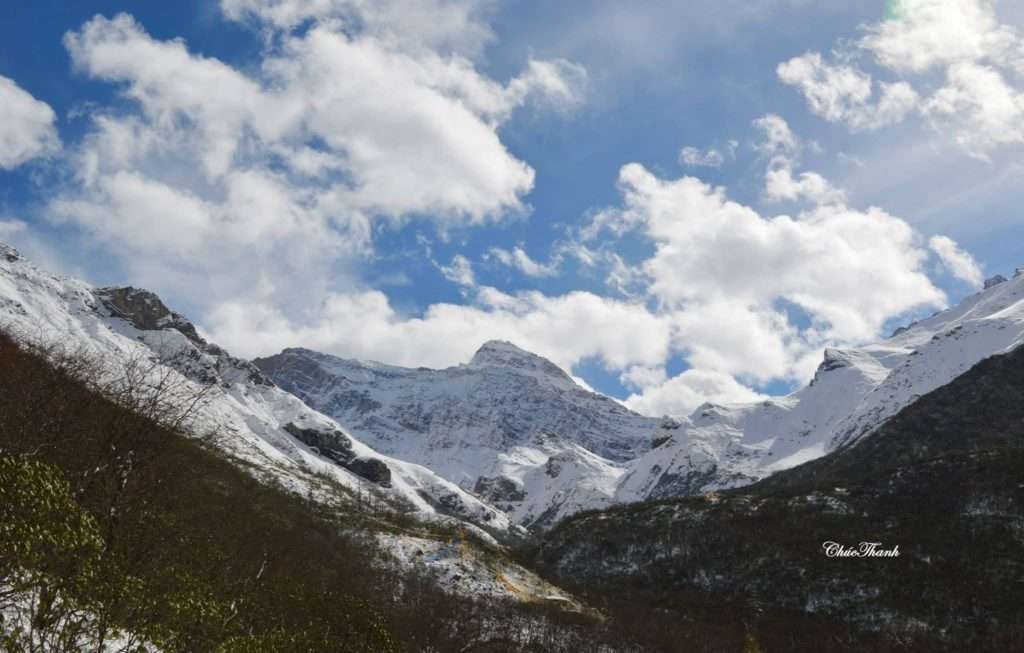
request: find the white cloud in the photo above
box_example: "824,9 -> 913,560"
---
619,365 -> 667,391
752,114 -> 799,155
505,59 -> 588,115
0,76 -> 61,169
861,0 -> 1018,74
487,246 -> 559,278
781,0 -> 1024,157
922,62 -> 1024,158
439,254 -> 476,287
753,114 -> 846,205
777,53 -> 919,132
929,234 -> 984,288
679,143 -> 736,168
764,166 -> 846,205
51,11 -> 584,321
0,219 -> 27,239
624,368 -> 765,417
207,287 -> 672,374
221,0 -> 497,57
599,162 -> 946,383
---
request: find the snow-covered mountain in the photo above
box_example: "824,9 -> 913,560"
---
258,267 -> 1024,528
616,270 -> 1024,502
6,239 -> 1024,535
254,343 -> 659,528
0,242 -> 511,535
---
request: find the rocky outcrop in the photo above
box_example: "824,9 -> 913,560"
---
984,274 -> 1008,289
283,422 -> 391,487
95,286 -> 273,387
474,476 -> 527,504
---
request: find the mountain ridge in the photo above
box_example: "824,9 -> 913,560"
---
257,265 -> 1024,530
254,343 -> 659,529
0,244 -> 517,541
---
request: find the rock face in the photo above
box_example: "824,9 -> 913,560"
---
534,341 -> 1024,643
255,342 -> 658,528
95,286 -> 273,388
1,244 -> 18,263
282,422 -> 392,488
984,274 -> 1008,289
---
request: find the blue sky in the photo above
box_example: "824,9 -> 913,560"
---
1,0 -> 1022,414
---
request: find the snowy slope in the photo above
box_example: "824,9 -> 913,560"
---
617,270 -> 1024,501
254,344 -> 658,528
0,243 -> 511,534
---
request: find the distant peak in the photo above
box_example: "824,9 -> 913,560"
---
468,340 -> 574,383
472,340 -> 530,359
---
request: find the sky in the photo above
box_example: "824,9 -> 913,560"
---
1,0 -> 1022,416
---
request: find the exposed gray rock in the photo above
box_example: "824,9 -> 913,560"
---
985,274 -> 1008,289
474,476 -> 527,504
95,286 -> 273,387
282,422 -> 391,487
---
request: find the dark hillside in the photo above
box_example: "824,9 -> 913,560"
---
533,346 -> 1024,652
0,332 -> 636,652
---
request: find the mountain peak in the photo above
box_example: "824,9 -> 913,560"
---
468,340 -> 574,384
471,340 -> 532,361
95,286 -> 204,345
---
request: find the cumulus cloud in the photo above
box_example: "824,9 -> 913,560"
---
0,76 -> 61,169
752,114 -> 799,155
777,53 -> 919,132
922,62 -> 1024,158
624,369 -> 766,417
753,114 -> 846,205
594,162 -> 946,384
861,0 -> 1018,74
439,254 -> 476,288
221,0 -> 497,57
679,141 -> 737,169
929,235 -> 984,288
51,11 -> 585,321
780,0 -> 1024,157
487,246 -> 559,278
764,166 -> 847,205
207,287 -> 672,374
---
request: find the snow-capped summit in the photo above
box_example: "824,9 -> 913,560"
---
617,268 -> 1024,502
467,340 -> 575,387
255,344 -> 659,528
